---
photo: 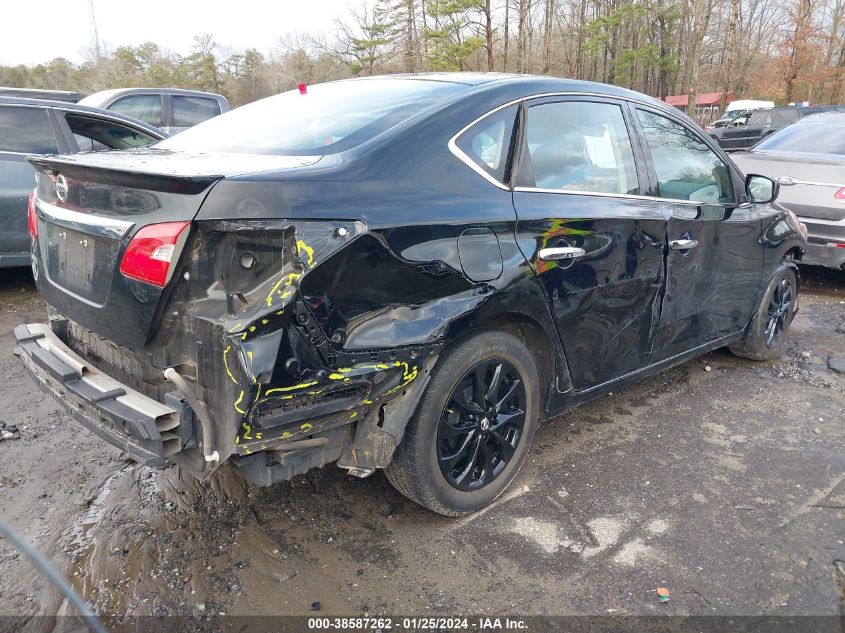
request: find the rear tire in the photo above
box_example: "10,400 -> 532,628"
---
385,330 -> 540,516
729,266 -> 798,361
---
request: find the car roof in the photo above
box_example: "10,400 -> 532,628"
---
0,96 -> 167,138
357,72 -> 672,110
0,87 -> 86,102
791,111 -> 845,123
79,87 -> 228,103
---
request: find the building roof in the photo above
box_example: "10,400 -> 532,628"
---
665,91 -> 734,107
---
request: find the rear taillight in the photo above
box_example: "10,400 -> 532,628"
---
119,221 -> 190,287
27,190 -> 37,239
835,187 -> 845,200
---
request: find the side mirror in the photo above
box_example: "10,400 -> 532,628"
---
746,174 -> 779,204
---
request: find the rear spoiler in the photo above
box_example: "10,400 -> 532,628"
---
28,155 -> 222,195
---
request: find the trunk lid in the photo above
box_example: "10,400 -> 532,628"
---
731,151 -> 845,221
29,149 -> 320,348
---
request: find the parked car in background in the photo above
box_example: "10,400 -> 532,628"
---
709,106 -> 824,150
732,112 -> 845,270
16,74 -> 805,516
78,88 -> 229,134
0,87 -> 86,103
0,97 -> 165,267
705,99 -> 774,131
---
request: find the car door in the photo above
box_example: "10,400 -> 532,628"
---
0,105 -> 63,266
512,97 -> 666,389
632,107 -> 764,362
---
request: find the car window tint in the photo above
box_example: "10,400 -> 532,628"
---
65,114 -> 159,151
158,78 -> 468,155
0,106 -> 57,153
755,120 -> 845,155
519,101 -> 639,195
749,111 -> 769,125
455,105 -> 517,184
637,109 -> 734,204
172,96 -> 221,127
109,94 -> 162,127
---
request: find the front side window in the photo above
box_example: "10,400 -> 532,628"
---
455,105 -> 517,184
172,96 -> 221,127
518,101 -> 640,195
0,106 -> 57,153
636,109 -> 734,204
65,114 -> 159,151
109,94 -> 162,127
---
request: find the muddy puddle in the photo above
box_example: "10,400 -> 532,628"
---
42,461 -> 432,621
59,464 -> 259,617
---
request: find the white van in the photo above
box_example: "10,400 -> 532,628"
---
707,99 -> 775,130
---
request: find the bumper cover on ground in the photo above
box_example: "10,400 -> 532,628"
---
14,323 -> 181,467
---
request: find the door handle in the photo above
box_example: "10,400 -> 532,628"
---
538,246 -> 586,261
669,239 -> 699,250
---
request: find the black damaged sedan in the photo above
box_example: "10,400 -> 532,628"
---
16,74 -> 807,515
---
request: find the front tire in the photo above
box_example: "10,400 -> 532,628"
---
729,266 -> 798,361
385,330 -> 540,516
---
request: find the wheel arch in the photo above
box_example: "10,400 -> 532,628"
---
470,312 -> 557,417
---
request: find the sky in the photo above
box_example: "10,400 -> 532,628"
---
0,0 -> 354,66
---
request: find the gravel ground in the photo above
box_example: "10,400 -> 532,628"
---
0,266 -> 843,625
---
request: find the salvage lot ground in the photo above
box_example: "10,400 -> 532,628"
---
0,267 -> 843,622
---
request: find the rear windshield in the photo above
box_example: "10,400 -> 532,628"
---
755,120 -> 845,155
157,79 -> 467,155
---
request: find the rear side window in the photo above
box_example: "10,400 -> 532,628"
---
0,106 -> 57,153
455,105 -> 517,184
755,120 -> 845,155
636,109 -> 734,204
518,101 -> 640,195
158,78 -> 468,155
749,111 -> 770,126
172,96 -> 221,127
109,94 -> 162,127
65,114 -> 159,151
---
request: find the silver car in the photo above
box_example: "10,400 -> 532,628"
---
78,88 -> 230,135
732,112 -> 845,270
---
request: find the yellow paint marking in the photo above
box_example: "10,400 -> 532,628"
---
265,272 -> 301,307
265,380 -> 318,395
223,346 -> 238,385
234,390 -> 247,415
297,239 -> 314,266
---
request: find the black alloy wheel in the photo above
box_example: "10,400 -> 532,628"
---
437,359 -> 526,491
729,266 -> 797,362
764,276 -> 792,349
384,329 -> 540,516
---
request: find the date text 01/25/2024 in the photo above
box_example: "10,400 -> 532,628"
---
307,616 -> 528,630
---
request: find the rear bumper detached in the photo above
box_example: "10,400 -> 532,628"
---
14,323 -> 186,468
14,321 -> 435,486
